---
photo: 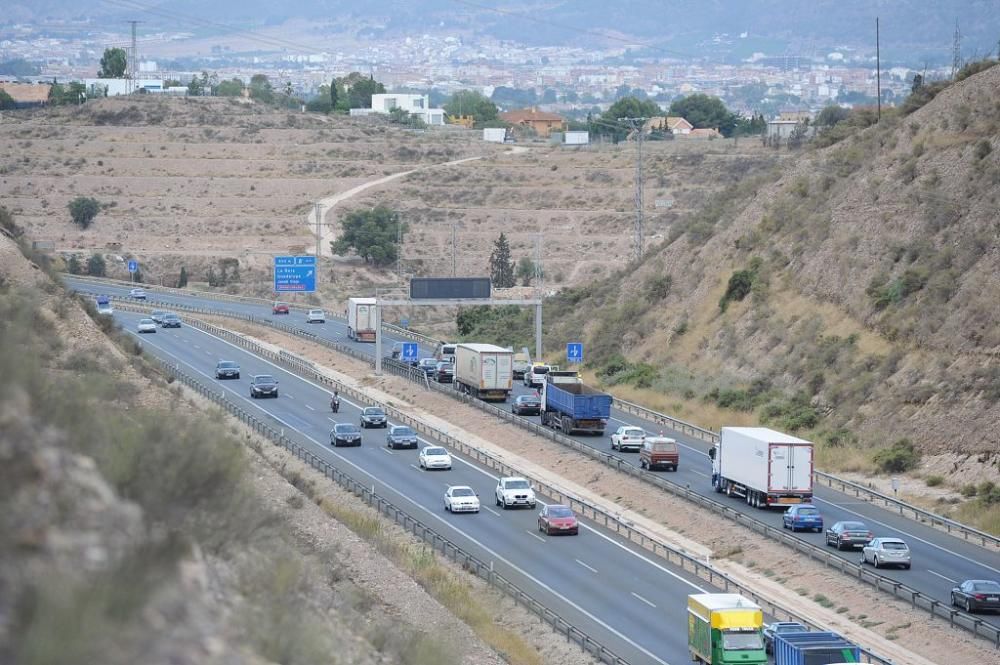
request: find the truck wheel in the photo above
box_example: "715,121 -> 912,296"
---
640,458 -> 647,470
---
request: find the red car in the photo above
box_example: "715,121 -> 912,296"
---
272,302 -> 290,315
537,504 -> 579,536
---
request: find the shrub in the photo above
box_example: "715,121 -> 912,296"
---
719,269 -> 754,311
974,140 -> 992,161
643,274 -> 672,302
924,475 -> 944,487
872,438 -> 920,473
86,253 -> 107,277
68,196 -> 101,229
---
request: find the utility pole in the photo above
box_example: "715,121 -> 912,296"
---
876,18 -> 881,122
451,224 -> 457,276
952,21 -> 962,79
396,215 -> 403,283
618,117 -> 648,262
126,20 -> 140,95
313,202 -> 323,261
534,232 -> 543,290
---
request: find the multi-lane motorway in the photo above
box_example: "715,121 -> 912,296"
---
69,277 -> 1000,638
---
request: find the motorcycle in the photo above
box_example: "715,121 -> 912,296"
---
330,396 -> 340,413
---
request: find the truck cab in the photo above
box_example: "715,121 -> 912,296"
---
688,593 -> 766,665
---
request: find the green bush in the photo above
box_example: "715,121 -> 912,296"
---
719,269 -> 755,311
68,196 -> 101,229
643,274 -> 672,302
872,438 -> 921,473
598,354 -> 658,389
924,475 -> 944,487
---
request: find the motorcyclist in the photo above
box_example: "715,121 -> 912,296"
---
330,391 -> 340,412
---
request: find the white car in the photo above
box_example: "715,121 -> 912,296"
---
136,318 -> 157,333
611,425 -> 646,452
444,486 -> 480,513
523,364 -> 551,387
129,288 -> 147,300
495,476 -> 536,509
419,446 -> 453,470
306,308 -> 325,323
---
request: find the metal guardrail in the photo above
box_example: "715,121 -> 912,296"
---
114,296 -> 1000,649
129,305 -> 895,664
113,296 -> 1000,648
613,397 -> 720,444
145,350 -> 629,665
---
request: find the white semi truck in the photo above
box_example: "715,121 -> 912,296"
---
346,297 -> 377,342
454,343 -> 513,401
710,427 -> 814,509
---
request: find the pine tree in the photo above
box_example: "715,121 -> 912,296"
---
489,233 -> 515,288
177,266 -> 188,288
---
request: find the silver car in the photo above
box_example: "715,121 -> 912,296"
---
861,537 -> 911,569
306,308 -> 325,323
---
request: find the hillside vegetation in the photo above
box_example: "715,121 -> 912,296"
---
536,65 -> 1000,481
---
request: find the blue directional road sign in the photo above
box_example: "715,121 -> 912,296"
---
273,255 -> 316,292
567,342 -> 583,363
402,342 -> 418,362
127,259 -> 138,273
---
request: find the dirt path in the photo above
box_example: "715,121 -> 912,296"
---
308,155 -> 485,257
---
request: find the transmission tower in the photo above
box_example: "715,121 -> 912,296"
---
952,21 -> 962,79
126,20 -> 141,94
619,117 -> 648,262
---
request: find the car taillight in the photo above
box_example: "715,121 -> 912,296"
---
974,594 -> 987,600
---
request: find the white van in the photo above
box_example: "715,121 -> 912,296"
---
523,363 -> 552,388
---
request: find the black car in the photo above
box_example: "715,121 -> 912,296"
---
511,394 -> 541,416
417,358 -> 438,376
952,580 -> 1000,613
249,374 -> 278,398
161,313 -> 182,328
360,406 -> 388,428
386,425 -> 418,449
331,423 -> 362,447
434,361 -> 454,383
215,360 -> 240,380
824,521 -> 873,550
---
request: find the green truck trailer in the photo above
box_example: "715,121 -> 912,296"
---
688,593 -> 767,665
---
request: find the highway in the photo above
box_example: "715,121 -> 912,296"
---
112,308 -> 720,665
69,277 -> 1000,633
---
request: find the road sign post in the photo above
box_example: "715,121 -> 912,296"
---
273,256 -> 317,293
567,342 -> 583,364
127,259 -> 138,283
402,342 -> 418,363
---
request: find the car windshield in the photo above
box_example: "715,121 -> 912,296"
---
393,427 -> 415,437
505,480 -> 529,489
623,428 -> 644,437
424,447 -> 447,456
796,507 -> 819,516
534,366 -> 549,374
164,314 -> 179,320
152,310 -> 165,315
139,319 -> 153,324
255,376 -> 275,383
881,541 -> 908,550
364,408 -> 385,416
722,631 -> 763,651
548,507 -> 573,518
218,361 -> 237,368
451,488 -> 474,497
841,522 -> 867,531
310,309 -> 323,314
972,582 -> 1000,592
335,424 -> 359,433
519,396 -> 539,403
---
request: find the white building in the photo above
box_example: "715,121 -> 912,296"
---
368,93 -> 445,125
83,78 -> 164,96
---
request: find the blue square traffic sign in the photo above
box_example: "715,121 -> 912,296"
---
127,259 -> 138,273
402,343 -> 418,362
567,342 -> 583,363
273,255 -> 316,292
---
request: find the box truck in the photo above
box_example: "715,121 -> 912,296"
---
687,593 -> 766,665
511,347 -> 532,379
454,343 -> 513,401
710,427 -> 813,509
346,297 -> 377,342
773,631 -> 860,665
540,371 -> 612,435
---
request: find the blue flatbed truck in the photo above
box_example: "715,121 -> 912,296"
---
774,631 -> 860,665
540,371 -> 612,435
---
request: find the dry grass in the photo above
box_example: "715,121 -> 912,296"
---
767,286 -> 891,357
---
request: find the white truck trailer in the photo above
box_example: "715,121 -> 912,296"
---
346,297 -> 377,342
454,343 -> 513,401
710,427 -> 813,509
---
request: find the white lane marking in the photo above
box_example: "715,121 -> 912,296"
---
484,507 -> 501,517
689,470 -> 709,478
576,559 -> 598,574
527,530 -> 546,543
927,570 -> 958,584
810,496 -> 1000,576
631,592 -> 656,608
171,322 -> 710,593
327,417 -> 337,423
305,404 -> 315,411
285,393 -> 293,399
193,344 -> 200,350
381,448 -> 394,455
125,331 -> 672,665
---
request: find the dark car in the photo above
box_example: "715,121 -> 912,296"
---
762,622 -> 808,654
161,313 -> 182,328
360,406 -> 388,428
249,374 -> 278,398
215,360 -> 240,380
330,423 -> 362,447
272,301 -> 290,315
434,361 -> 454,383
150,309 -> 168,323
511,394 -> 541,416
782,504 -> 824,533
952,580 -> 1000,614
417,358 -> 438,376
386,425 -> 418,449
824,521 -> 873,550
